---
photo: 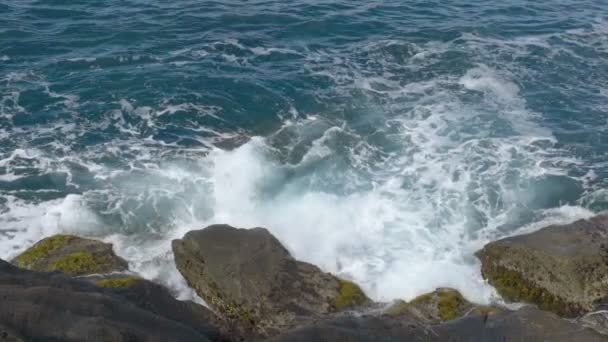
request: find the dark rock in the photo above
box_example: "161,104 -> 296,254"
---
476,215 -> 608,317
581,310 -> 608,336
267,311 -> 424,342
12,234 -> 128,276
0,324 -> 25,342
104,276 -> 230,341
0,258 -> 226,341
270,306 -> 607,342
172,224 -> 369,337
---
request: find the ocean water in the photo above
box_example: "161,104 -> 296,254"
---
1,0 -> 607,304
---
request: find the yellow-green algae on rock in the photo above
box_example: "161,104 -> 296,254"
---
385,299 -> 409,315
47,252 -> 111,275
410,289 -> 466,321
13,235 -> 76,269
12,234 -> 128,276
475,215 -> 608,318
480,263 -> 574,316
332,279 -> 369,310
470,306 -> 500,316
386,288 -> 475,322
95,276 -> 140,288
435,290 -> 465,321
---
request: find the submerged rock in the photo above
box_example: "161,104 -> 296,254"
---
476,215 -> 608,317
172,224 -> 370,337
270,306 -> 607,342
0,258 -> 227,342
12,234 -> 128,276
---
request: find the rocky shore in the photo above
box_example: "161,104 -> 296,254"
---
2,216 -> 608,341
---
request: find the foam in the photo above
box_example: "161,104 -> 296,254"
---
459,66 -> 520,104
250,47 -> 301,56
0,194 -> 102,259
106,233 -> 204,303
188,130 -> 592,304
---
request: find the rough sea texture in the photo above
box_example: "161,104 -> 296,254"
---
1,0 -> 607,303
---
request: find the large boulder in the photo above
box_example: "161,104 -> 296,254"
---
476,215 -> 608,317
0,258 -> 228,342
172,224 -> 369,337
12,234 -> 128,276
270,306 -> 607,342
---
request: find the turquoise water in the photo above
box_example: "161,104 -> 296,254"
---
1,0 -> 608,302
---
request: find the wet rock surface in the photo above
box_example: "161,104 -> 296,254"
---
172,224 -> 369,337
476,214 -> 608,317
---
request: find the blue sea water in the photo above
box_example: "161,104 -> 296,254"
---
1,0 -> 608,302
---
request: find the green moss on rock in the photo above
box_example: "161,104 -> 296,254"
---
333,279 -> 369,310
436,290 -> 465,321
13,235 -> 76,268
470,306 -> 499,316
385,300 -> 409,315
410,293 -> 433,305
482,264 -> 577,316
95,276 -> 140,288
12,234 -> 128,276
48,252 -> 113,275
391,289 -> 471,322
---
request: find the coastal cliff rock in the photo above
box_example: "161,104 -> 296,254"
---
0,258 -> 227,342
3,227 -> 607,341
270,306 -> 606,342
102,276 -> 231,341
476,214 -> 608,317
12,234 -> 128,276
172,224 -> 370,337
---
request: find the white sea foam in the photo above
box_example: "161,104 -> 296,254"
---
250,46 -> 301,56
0,194 -> 101,258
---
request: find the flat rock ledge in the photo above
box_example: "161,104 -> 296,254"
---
271,306 -> 606,342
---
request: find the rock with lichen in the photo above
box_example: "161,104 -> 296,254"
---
94,275 -> 141,288
385,288 -> 501,323
476,214 -> 608,317
172,224 -> 370,337
12,234 -> 128,276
